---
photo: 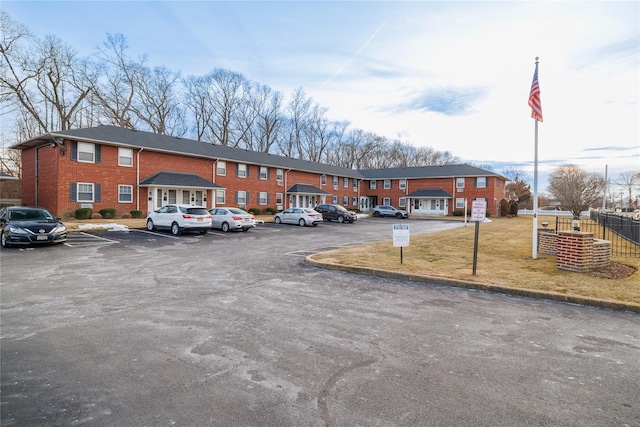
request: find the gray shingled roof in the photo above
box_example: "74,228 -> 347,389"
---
359,165 -> 504,179
16,126 -> 505,181
405,188 -> 453,198
139,171 -> 223,188
286,184 -> 329,194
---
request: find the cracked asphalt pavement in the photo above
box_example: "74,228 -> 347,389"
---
1,219 -> 639,426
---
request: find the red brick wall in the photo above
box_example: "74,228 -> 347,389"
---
593,239 -> 612,268
556,231 -> 594,272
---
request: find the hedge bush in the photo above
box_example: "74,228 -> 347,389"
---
130,210 -> 144,218
91,213 -> 103,219
99,208 -> 116,219
248,207 -> 262,215
452,210 -> 464,216
265,207 -> 279,215
75,207 -> 93,219
121,212 -> 132,219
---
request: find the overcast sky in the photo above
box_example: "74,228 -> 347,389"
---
3,1 -> 639,190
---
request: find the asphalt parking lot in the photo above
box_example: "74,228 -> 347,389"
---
1,218 -> 639,426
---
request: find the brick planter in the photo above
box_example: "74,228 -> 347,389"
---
538,230 -> 557,255
556,231 -> 594,272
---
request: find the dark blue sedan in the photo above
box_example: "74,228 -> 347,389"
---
0,206 -> 67,248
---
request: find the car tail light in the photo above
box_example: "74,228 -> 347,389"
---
232,216 -> 243,220
250,216 -> 255,220
182,214 -> 193,219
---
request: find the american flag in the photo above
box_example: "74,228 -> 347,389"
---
528,64 -> 543,122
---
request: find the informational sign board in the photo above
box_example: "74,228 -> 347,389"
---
393,224 -> 410,247
471,199 -> 487,222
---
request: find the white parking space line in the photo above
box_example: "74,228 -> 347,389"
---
133,229 -> 180,239
64,232 -> 121,247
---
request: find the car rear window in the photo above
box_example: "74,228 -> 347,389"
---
185,208 -> 209,215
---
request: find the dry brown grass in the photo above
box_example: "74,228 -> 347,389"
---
310,216 -> 640,306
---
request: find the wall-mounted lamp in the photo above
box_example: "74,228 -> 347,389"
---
541,221 -> 549,228
572,216 -> 581,231
51,138 -> 66,156
203,197 -> 207,202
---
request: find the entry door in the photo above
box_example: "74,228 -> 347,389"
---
195,190 -> 204,206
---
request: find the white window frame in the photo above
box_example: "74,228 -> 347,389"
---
276,193 -> 283,206
332,176 -> 338,188
259,166 -> 268,180
258,192 -> 268,205
321,175 -> 327,185
383,197 -> 391,206
399,198 -> 406,208
77,142 -> 95,163
476,177 -> 487,188
118,147 -> 133,167
369,180 -> 377,190
118,185 -> 133,203
456,198 -> 465,209
237,191 -> 247,205
399,179 -> 407,190
217,189 -> 226,205
343,177 -> 349,188
217,161 -> 226,176
352,197 -> 357,207
342,196 -> 348,205
353,180 -> 358,191
276,169 -> 283,186
383,179 -> 391,189
78,182 -> 94,202
456,178 -> 465,188
332,195 -> 338,204
237,163 -> 247,178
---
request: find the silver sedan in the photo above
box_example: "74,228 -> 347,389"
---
273,208 -> 323,227
208,207 -> 256,232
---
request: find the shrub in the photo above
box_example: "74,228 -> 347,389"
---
121,212 -> 132,219
265,207 -> 279,215
91,213 -> 103,219
75,207 -> 93,219
248,207 -> 262,215
99,208 -> 116,219
452,210 -> 464,217
129,210 -> 144,218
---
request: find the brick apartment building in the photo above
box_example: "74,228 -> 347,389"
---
12,126 -> 507,217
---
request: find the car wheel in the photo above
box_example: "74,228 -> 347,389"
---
199,229 -> 208,235
337,216 -> 344,223
312,223 -> 318,227
274,216 -> 282,224
221,222 -> 230,232
146,219 -> 155,231
396,212 -> 403,218
373,211 -> 380,217
171,222 -> 181,235
242,228 -> 249,232
1,233 -> 10,248
298,218 -> 306,227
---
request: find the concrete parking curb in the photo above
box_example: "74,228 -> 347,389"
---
305,256 -> 640,313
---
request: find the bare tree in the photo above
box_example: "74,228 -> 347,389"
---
131,65 -> 186,136
90,33 -> 146,129
501,167 -> 532,206
613,171 -> 640,210
279,87 -> 311,158
547,165 -> 605,216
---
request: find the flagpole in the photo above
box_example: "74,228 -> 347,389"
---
530,57 -> 541,259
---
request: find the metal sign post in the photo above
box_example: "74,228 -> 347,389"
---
471,200 -> 486,275
393,224 -> 410,264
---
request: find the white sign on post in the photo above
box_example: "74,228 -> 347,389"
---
393,224 -> 410,247
471,199 -> 487,222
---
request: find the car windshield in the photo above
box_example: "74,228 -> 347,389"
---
10,209 -> 54,220
184,207 -> 209,215
228,208 -> 248,214
335,205 -> 347,211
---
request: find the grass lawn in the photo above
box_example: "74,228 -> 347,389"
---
309,215 -> 640,307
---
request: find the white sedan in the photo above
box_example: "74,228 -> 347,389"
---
208,207 -> 256,232
274,208 -> 323,227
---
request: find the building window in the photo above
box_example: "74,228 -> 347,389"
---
383,197 -> 391,205
383,179 -> 391,189
399,198 -> 406,208
343,177 -> 349,188
217,189 -> 226,204
476,177 -> 487,188
399,179 -> 407,190
332,195 -> 338,204
456,198 -> 465,209
237,191 -> 247,205
321,175 -> 327,185
352,197 -> 357,206
353,180 -> 358,191
78,183 -> 94,202
118,147 -> 133,167
456,178 -> 465,189
369,181 -> 377,190
77,142 -> 95,163
237,163 -> 247,178
217,161 -> 226,176
332,176 -> 338,187
259,166 -> 268,180
119,185 -> 133,203
342,196 -> 348,205
276,169 -> 284,186
276,193 -> 283,206
259,192 -> 268,205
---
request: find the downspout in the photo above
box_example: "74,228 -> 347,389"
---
212,159 -> 218,208
136,148 -> 144,212
285,169 -> 291,209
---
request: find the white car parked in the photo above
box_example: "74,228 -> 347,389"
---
274,208 -> 323,226
208,207 -> 256,232
146,204 -> 212,235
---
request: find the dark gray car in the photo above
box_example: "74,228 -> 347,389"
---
314,204 -> 357,223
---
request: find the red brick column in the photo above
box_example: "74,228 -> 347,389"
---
537,230 -> 557,255
556,231 -> 594,272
